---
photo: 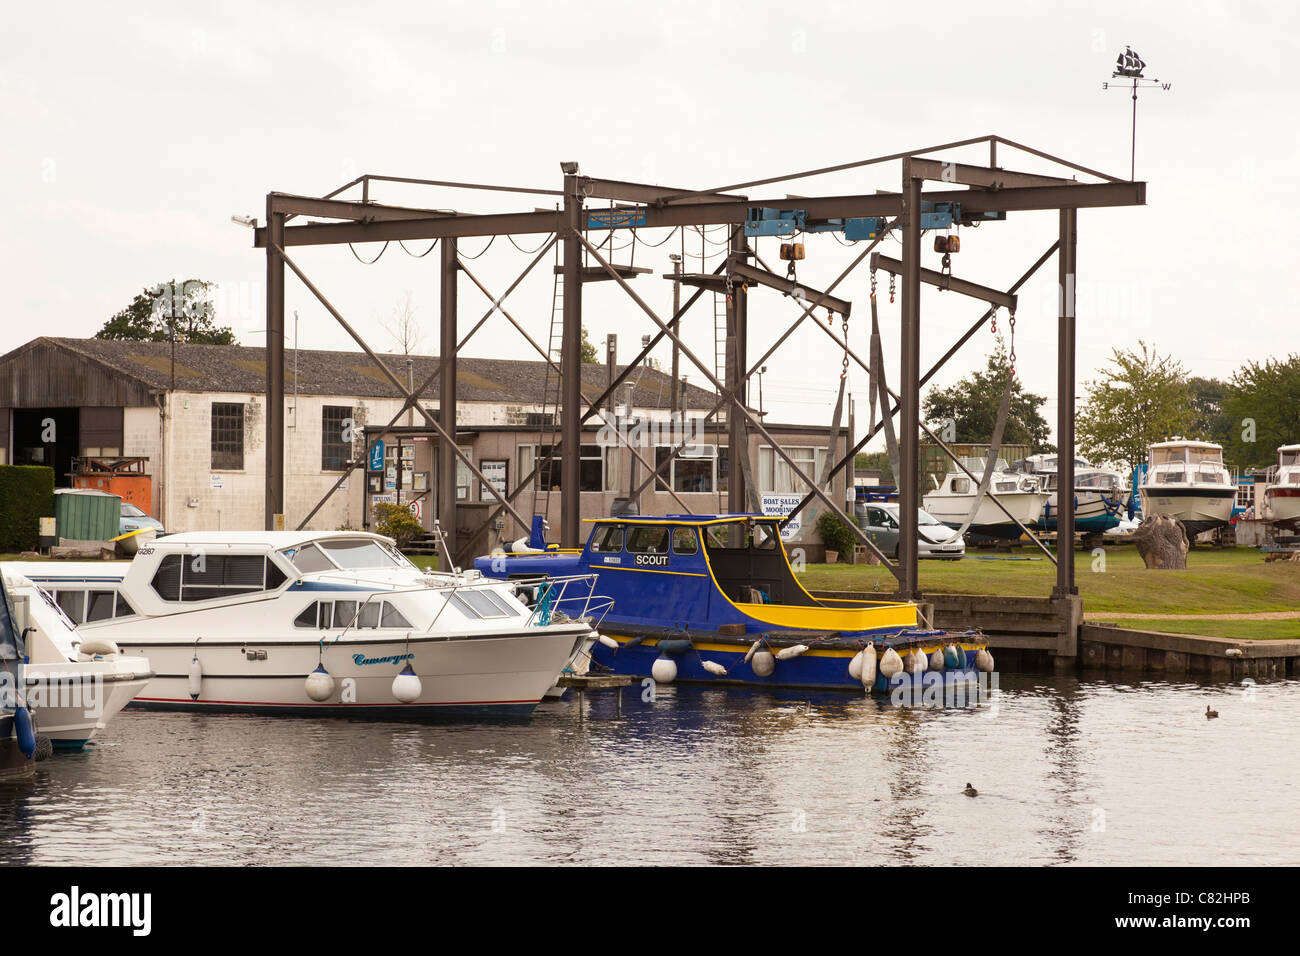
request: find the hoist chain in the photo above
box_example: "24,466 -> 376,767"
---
840,315 -> 850,379
1008,308 -> 1017,375
888,273 -> 896,304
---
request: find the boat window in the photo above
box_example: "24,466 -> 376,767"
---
317,602 -> 332,629
152,555 -> 183,601
266,561 -> 288,590
56,589 -> 86,624
294,603 -> 318,628
333,601 -> 358,628
626,524 -> 671,554
951,477 -> 970,495
1158,470 -> 1185,484
86,590 -> 116,622
1290,473 -> 1300,485
115,594 -> 135,618
753,522 -> 780,550
995,480 -> 1018,492
671,527 -> 699,554
590,524 -> 624,554
450,589 -> 513,619
703,523 -> 746,550
289,545 -> 334,574
181,554 -> 270,602
357,602 -> 381,629
318,539 -> 403,570
381,602 -> 412,628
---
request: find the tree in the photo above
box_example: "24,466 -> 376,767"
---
922,338 -> 1052,452
1076,341 -> 1191,473
1222,354 -> 1300,470
95,280 -> 235,344
580,327 -> 599,364
854,450 -> 894,485
1187,376 -> 1234,448
381,290 -> 422,356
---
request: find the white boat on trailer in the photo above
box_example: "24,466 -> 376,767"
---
40,531 -> 598,719
1264,444 -> 1300,530
922,456 -> 1050,540
1139,440 -> 1236,539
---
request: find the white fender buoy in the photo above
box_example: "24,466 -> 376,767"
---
744,640 -> 763,664
188,654 -> 202,700
597,633 -> 619,650
651,655 -> 678,683
849,650 -> 864,681
860,643 -> 877,689
902,647 -> 920,674
392,662 -> 423,703
776,643 -> 809,661
975,647 -> 995,673
912,647 -> 928,674
879,647 -> 903,680
305,664 -> 334,702
78,638 -> 120,658
751,650 -> 775,678
929,648 -> 945,672
701,660 -> 728,676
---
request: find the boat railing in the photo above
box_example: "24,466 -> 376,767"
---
521,574 -> 612,630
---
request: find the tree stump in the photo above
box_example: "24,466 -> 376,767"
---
1134,515 -> 1188,569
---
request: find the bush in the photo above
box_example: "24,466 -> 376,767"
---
816,510 -> 856,562
373,502 -> 423,550
0,466 -> 55,552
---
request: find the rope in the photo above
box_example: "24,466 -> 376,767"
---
633,225 -> 681,248
397,239 -> 438,258
506,233 -> 555,255
459,235 -> 496,259
348,241 -> 390,264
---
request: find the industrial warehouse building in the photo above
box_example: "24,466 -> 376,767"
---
0,337 -> 850,558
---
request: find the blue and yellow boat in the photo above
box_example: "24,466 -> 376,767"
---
473,514 -> 991,693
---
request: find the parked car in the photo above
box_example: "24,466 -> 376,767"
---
856,501 -> 964,560
120,502 -> 165,537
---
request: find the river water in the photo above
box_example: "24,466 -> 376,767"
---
2,674 -> 1296,866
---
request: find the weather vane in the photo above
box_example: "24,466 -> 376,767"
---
1102,46 -> 1171,181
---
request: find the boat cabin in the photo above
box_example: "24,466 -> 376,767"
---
1277,445 -> 1300,481
1147,441 -> 1230,486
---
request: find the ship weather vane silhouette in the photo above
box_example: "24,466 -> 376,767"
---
1102,45 -> 1171,181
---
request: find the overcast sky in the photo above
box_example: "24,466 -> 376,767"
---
3,1 -> 1296,448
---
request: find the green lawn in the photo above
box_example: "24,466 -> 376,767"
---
1094,617 -> 1300,641
798,546 -> 1300,616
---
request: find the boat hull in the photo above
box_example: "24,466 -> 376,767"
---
921,491 -> 1049,540
26,662 -> 153,749
1035,491 -> 1128,533
1139,486 -> 1236,538
117,627 -> 590,719
1266,487 -> 1300,529
591,628 -> 987,692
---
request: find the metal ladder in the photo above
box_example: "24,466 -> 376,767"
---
534,265 -> 565,517
712,290 -> 728,386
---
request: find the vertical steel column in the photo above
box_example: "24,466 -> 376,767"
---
897,160 -> 922,599
439,238 -> 459,561
264,198 -> 286,530
560,173 -> 583,546
726,228 -> 748,514
1055,208 -> 1078,595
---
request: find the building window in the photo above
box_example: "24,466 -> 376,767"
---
518,444 -> 615,493
758,445 -> 818,494
654,444 -> 720,494
211,403 -> 245,470
321,405 -> 352,471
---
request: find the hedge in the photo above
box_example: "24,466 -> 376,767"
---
0,465 -> 55,552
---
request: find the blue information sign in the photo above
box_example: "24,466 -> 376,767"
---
368,439 -> 384,473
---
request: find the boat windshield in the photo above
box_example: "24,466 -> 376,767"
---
704,519 -> 781,551
1281,449 -> 1300,468
292,538 -> 412,571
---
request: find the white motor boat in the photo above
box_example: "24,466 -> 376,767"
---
923,456 -> 1050,540
2,571 -> 153,749
1138,440 -> 1236,538
1008,454 -> 1130,535
42,531 -> 597,719
1264,444 -> 1300,530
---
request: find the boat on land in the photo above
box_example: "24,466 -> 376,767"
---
474,514 -> 992,692
922,457 -> 1050,540
1138,440 -> 1236,539
1,573 -> 36,779
1007,454 -> 1130,535
1264,445 -> 1300,530
1,570 -> 152,749
19,532 -> 597,719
